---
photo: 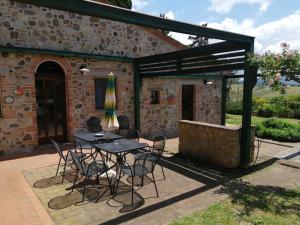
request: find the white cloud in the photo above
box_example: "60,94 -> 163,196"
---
165,11 -> 175,20
204,11 -> 300,53
209,0 -> 272,13
132,0 -> 149,11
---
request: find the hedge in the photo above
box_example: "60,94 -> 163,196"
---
256,119 -> 300,142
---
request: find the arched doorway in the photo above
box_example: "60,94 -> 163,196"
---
35,61 -> 67,144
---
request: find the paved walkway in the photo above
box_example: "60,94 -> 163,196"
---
0,150 -> 57,225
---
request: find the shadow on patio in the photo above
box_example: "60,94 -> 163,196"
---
24,151 -> 278,225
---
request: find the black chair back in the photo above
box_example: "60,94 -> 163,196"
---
135,153 -> 158,175
117,115 -> 130,130
51,139 -> 66,161
126,130 -> 140,142
70,151 -> 87,175
153,136 -> 166,156
87,117 -> 102,132
74,128 -> 89,134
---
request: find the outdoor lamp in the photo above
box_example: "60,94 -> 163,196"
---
79,64 -> 90,73
203,80 -> 213,85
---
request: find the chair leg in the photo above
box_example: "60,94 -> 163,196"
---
82,177 -> 88,202
62,160 -> 67,183
131,176 -> 134,205
71,170 -> 79,193
105,171 -> 113,194
151,172 -> 159,197
115,170 -> 122,194
55,157 -> 61,176
141,175 -> 144,186
160,164 -> 166,180
159,158 -> 166,180
96,174 -> 99,184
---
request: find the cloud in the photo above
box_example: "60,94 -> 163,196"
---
165,11 -> 175,20
132,0 -> 149,11
209,0 -> 272,13
205,11 -> 300,53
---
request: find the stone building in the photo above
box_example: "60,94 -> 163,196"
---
0,0 -> 223,155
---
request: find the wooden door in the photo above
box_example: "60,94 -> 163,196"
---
182,85 -> 194,120
35,61 -> 67,144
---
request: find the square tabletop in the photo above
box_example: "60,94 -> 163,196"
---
93,139 -> 148,154
74,131 -> 122,143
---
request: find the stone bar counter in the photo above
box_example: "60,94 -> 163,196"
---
178,120 -> 255,169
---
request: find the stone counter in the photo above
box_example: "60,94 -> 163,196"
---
178,120 -> 255,168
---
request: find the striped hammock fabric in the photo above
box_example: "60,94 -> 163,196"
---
103,72 -> 119,130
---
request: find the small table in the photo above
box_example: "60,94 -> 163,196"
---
93,139 -> 148,193
74,131 -> 122,143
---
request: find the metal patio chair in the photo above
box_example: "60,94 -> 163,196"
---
116,152 -> 159,205
117,115 -> 130,136
126,130 -> 140,142
74,128 -> 94,156
70,151 -> 112,202
134,136 -> 166,180
86,116 -> 102,133
51,139 -> 88,183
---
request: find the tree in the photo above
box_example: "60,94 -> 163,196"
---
188,23 -> 209,47
247,43 -> 300,92
108,0 -> 132,9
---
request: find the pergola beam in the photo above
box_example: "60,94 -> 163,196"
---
137,41 -> 247,63
16,0 -> 254,43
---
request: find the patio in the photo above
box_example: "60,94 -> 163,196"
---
0,141 -> 227,225
1,138 -> 299,225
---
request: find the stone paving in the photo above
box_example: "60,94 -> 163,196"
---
1,138 -> 300,225
22,153 -> 229,225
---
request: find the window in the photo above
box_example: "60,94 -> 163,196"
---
150,91 -> 160,104
94,78 -> 117,110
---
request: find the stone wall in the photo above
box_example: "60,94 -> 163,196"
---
0,0 -> 181,57
0,52 -> 134,154
178,120 -> 255,168
140,78 -> 222,138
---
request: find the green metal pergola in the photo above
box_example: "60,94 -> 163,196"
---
14,0 -> 258,168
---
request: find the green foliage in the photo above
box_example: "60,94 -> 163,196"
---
256,104 -> 278,117
247,43 -> 300,91
256,118 -> 300,142
227,101 -> 243,115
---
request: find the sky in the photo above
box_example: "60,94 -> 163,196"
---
131,0 -> 300,53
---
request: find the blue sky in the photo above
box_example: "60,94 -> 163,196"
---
132,0 -> 300,53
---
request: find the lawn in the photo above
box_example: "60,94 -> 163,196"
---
170,181 -> 300,225
230,84 -> 300,99
226,114 -> 300,126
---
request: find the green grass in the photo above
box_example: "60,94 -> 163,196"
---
230,84 -> 300,99
226,114 -> 300,126
170,181 -> 300,225
254,86 -> 300,98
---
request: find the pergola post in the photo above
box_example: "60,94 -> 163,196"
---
133,61 -> 141,131
240,42 -> 257,168
221,77 -> 227,125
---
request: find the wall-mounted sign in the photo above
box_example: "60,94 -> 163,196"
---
4,96 -> 14,104
14,86 -> 24,96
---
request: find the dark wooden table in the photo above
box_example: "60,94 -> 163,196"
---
93,139 -> 148,193
74,131 -> 122,143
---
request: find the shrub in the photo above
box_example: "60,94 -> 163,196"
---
293,109 -> 300,119
227,102 -> 243,115
256,119 -> 300,142
256,104 -> 277,117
